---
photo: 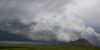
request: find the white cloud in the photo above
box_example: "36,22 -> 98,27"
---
0,0 -> 100,45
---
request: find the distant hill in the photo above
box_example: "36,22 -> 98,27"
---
67,39 -> 90,45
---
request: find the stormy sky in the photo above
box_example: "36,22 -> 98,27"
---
0,0 -> 100,45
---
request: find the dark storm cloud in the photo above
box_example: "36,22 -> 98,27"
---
0,0 -> 100,45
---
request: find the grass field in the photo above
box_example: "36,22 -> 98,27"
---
0,44 -> 100,50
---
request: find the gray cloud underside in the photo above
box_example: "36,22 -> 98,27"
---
0,0 -> 100,45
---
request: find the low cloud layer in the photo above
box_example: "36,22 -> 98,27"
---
0,0 -> 100,45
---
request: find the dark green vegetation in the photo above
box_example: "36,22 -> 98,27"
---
0,44 -> 100,50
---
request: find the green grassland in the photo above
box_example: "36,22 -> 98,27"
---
0,44 -> 100,50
